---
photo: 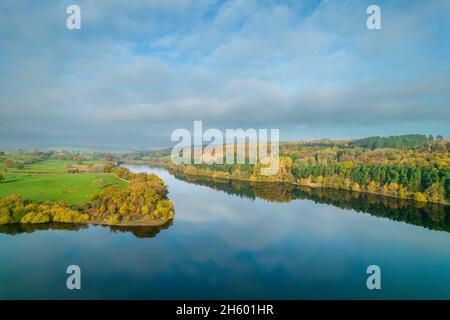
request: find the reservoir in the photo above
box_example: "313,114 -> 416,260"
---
0,165 -> 449,299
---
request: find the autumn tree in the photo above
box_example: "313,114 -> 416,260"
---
3,159 -> 13,168
413,192 -> 427,203
89,167 -> 174,224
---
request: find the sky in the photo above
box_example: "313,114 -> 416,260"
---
0,0 -> 449,149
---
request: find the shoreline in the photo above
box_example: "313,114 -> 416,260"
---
1,218 -> 173,228
89,218 -> 172,227
137,162 -> 450,206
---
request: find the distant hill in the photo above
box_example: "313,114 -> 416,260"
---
37,145 -> 138,154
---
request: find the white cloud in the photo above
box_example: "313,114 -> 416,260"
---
0,0 -> 449,148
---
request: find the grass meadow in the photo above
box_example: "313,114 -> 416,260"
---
0,159 -> 127,205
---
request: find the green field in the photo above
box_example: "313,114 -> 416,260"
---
0,157 -> 129,205
0,173 -> 127,205
0,159 -> 98,173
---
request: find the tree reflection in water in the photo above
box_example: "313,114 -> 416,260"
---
175,173 -> 450,233
0,221 -> 173,238
108,220 -> 173,238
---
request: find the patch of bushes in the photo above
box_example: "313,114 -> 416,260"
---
0,195 -> 90,225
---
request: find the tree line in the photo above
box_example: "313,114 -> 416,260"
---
349,134 -> 440,150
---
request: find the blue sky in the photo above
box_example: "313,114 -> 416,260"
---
0,0 -> 449,149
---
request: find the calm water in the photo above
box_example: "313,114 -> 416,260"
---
0,165 -> 449,299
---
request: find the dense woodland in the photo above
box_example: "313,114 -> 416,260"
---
144,134 -> 450,204
349,134 -> 442,150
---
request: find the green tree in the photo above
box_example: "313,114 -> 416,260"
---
424,183 -> 444,203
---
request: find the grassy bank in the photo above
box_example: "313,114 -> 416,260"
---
0,173 -> 127,205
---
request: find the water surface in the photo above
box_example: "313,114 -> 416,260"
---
0,166 -> 449,299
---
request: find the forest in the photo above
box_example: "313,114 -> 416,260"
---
143,134 -> 450,204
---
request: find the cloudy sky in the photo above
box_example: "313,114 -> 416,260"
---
0,0 -> 449,149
